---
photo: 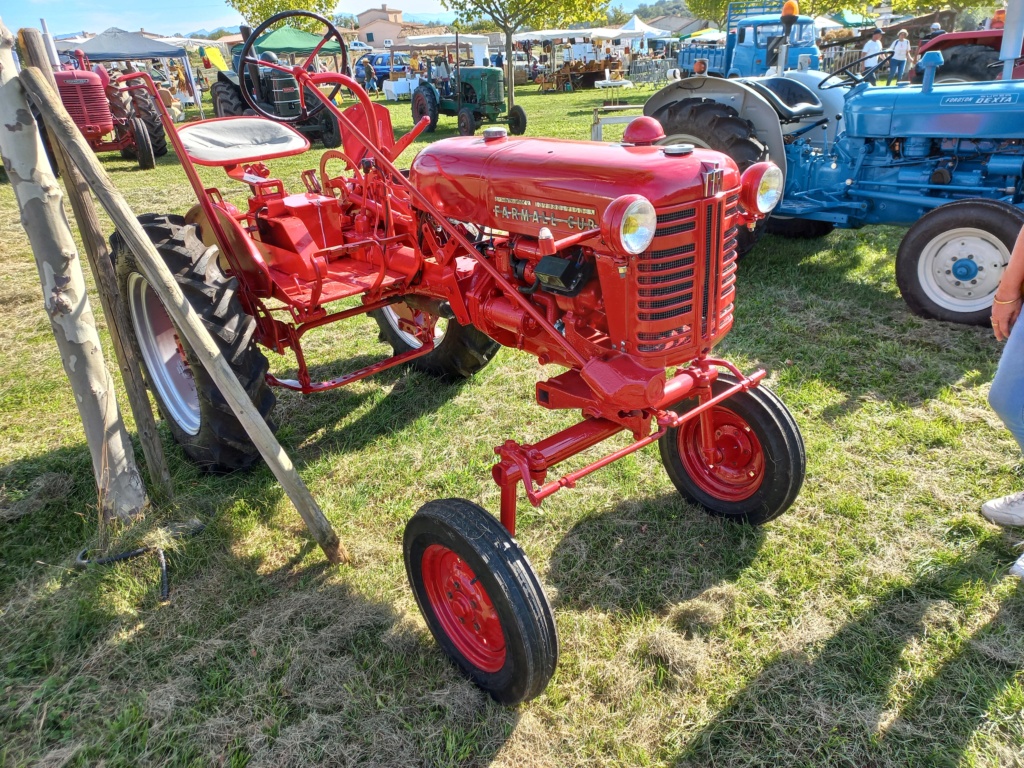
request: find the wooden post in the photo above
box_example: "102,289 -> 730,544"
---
0,20 -> 147,522
19,27 -> 174,501
18,65 -> 350,566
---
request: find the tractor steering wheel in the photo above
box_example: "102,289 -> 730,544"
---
237,10 -> 347,122
818,49 -> 894,90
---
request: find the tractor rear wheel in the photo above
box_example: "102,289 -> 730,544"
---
412,85 -> 439,132
895,199 -> 1024,326
404,498 -> 558,705
659,374 -> 805,526
371,300 -> 499,380
211,81 -> 245,118
507,104 -> 527,136
457,106 -> 477,136
130,87 -> 168,157
650,97 -> 768,257
934,44 -> 1000,83
131,117 -> 156,170
110,214 -> 276,472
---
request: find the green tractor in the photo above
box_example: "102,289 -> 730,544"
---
412,63 -> 526,137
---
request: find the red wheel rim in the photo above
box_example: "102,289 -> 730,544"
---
677,406 -> 765,501
421,544 -> 506,673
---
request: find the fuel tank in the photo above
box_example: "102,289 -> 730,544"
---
409,134 -> 741,238
845,80 -> 1024,140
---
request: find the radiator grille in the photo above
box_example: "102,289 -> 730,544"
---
57,80 -> 112,133
630,192 -> 738,356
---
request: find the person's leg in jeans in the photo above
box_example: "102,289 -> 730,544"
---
983,307 -> 1024,529
887,59 -> 905,85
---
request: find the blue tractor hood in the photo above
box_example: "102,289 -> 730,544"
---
845,81 -> 1024,140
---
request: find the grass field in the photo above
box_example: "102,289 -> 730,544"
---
1,80 -> 1023,767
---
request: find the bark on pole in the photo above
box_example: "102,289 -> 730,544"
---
19,27 -> 174,501
0,19 -> 147,522
17,65 -> 350,566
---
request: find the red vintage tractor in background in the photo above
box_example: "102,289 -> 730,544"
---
53,49 -> 167,170
110,11 -> 806,704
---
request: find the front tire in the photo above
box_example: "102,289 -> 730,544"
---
895,199 -> 1024,326
507,104 -> 527,135
211,81 -> 244,118
456,106 -> 476,136
659,374 -> 805,526
318,110 -> 341,148
131,117 -> 156,170
370,300 -> 499,380
650,97 -> 769,257
412,85 -> 439,132
110,214 -> 276,471
404,499 -> 558,705
130,87 -> 168,157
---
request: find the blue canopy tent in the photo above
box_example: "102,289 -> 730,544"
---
55,28 -> 186,61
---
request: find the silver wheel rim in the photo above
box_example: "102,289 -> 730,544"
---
127,272 -> 201,435
916,226 -> 1007,314
380,305 -> 446,349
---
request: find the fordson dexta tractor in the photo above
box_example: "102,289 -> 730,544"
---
111,11 -> 805,704
644,3 -> 1024,326
53,49 -> 167,170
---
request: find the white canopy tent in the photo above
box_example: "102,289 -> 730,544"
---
617,15 -> 672,37
404,33 -> 489,66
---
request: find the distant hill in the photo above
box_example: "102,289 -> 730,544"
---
186,25 -> 241,38
403,11 -> 459,24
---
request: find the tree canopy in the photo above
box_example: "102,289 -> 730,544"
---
226,0 -> 337,32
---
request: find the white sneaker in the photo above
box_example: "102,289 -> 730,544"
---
981,491 -> 1024,527
1010,553 -> 1024,580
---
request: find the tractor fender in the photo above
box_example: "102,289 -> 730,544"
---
644,77 -> 787,180
217,70 -> 240,89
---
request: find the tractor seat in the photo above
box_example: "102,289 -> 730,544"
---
178,116 -> 310,166
741,77 -> 824,122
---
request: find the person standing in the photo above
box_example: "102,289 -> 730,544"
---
982,225 -> 1024,577
886,29 -> 912,85
861,29 -> 883,85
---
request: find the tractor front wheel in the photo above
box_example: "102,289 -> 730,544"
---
211,81 -> 245,118
507,104 -> 527,136
130,87 -> 168,157
659,374 -> 805,526
131,117 -> 156,170
404,499 -> 558,705
650,97 -> 768,257
371,300 -> 499,380
456,106 -> 477,136
411,84 -> 439,132
318,110 -> 342,148
895,199 -> 1024,326
110,214 -> 276,472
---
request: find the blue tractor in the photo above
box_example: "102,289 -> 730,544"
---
644,41 -> 1024,326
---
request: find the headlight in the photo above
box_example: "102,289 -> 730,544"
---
740,162 -> 784,214
602,195 -> 657,256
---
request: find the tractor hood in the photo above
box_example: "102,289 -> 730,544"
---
409,135 -> 740,238
845,81 -> 1024,140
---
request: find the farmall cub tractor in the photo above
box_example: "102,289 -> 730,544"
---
54,49 -> 167,170
644,2 -> 1024,325
112,11 -> 805,704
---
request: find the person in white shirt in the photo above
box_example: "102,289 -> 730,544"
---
861,29 -> 884,84
887,29 -> 912,84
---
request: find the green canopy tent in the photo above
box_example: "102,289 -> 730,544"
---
829,10 -> 877,28
230,25 -> 344,57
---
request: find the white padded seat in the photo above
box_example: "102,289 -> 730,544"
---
178,116 -> 310,166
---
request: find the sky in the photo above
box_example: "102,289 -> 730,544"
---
1,0 -> 450,38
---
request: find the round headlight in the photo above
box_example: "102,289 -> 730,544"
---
602,195 -> 657,256
740,162 -> 784,214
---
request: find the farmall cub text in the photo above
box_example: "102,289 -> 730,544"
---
112,12 -> 805,704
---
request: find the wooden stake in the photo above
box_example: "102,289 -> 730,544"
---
18,65 -> 350,565
19,27 -> 174,501
0,21 -> 148,522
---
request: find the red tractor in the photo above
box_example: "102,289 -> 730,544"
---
110,11 -> 805,704
53,49 -> 167,170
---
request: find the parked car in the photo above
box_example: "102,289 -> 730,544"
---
348,40 -> 373,53
355,52 -> 410,86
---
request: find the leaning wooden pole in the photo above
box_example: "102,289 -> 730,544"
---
0,20 -> 147,522
17,65 -> 350,566
19,27 -> 174,501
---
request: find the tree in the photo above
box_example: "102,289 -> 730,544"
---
607,5 -> 631,26
685,0 -> 729,28
441,0 -> 610,107
226,0 -> 337,32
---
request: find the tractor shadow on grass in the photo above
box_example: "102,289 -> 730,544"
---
547,492 -> 766,615
669,539 -> 1024,767
725,229 -> 1002,419
0,495 -> 520,766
